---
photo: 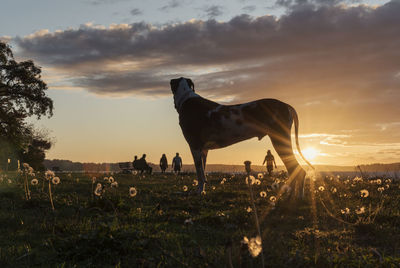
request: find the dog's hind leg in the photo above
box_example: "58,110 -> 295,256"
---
191,148 -> 207,194
269,130 -> 306,200
202,149 -> 208,183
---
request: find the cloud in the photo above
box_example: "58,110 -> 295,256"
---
0,36 -> 12,43
159,0 -> 183,11
202,5 -> 224,18
242,5 -> 256,12
86,0 -> 128,5
14,1 -> 400,139
275,0 -> 362,10
130,8 -> 142,16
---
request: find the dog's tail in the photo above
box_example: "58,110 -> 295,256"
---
288,105 -> 315,170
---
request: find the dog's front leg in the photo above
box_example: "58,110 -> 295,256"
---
191,148 -> 206,194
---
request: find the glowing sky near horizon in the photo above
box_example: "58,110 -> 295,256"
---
1,0 -> 399,166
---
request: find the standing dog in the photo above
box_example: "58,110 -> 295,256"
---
170,77 -> 313,197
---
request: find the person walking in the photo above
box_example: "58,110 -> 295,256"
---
132,155 -> 138,171
262,150 -> 277,176
172,153 -> 182,174
159,154 -> 168,173
137,154 -> 152,174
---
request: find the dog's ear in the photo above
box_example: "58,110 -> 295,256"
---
186,78 -> 195,92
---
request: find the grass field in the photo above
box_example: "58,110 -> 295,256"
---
0,169 -> 399,267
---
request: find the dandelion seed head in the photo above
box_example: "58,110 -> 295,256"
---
341,207 -> 350,214
257,173 -> 263,179
31,178 -> 39,185
129,187 -> 137,197
377,187 -> 385,193
255,179 -> 261,185
260,191 -> 267,198
52,177 -> 60,185
360,189 -> 369,198
193,179 -> 198,186
245,175 -> 256,185
201,190 -> 206,195
184,218 -> 193,225
385,184 -> 390,189
246,207 -> 252,212
45,170 -> 55,180
356,206 -> 365,214
331,187 -> 337,193
245,236 -> 262,257
376,179 -> 382,185
94,187 -> 102,196
108,176 -> 114,183
318,186 -> 325,192
269,196 -> 277,202
111,181 -> 118,187
183,185 -> 188,192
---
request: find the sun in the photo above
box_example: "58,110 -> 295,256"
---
302,147 -> 319,161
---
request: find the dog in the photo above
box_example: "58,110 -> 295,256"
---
170,77 -> 313,197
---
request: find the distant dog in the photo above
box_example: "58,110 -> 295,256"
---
170,77 -> 313,197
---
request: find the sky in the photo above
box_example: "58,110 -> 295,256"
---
1,0 -> 399,166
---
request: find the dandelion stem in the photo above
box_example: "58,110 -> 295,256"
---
247,174 -> 265,267
48,180 -> 55,211
23,174 -> 31,200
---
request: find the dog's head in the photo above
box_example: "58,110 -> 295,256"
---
170,77 -> 194,96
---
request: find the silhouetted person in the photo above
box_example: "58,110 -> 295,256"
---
137,154 -> 152,174
172,152 -> 182,174
132,155 -> 138,170
160,154 -> 168,173
263,150 -> 277,176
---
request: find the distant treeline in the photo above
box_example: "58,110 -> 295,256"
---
44,159 -> 400,173
43,159 -> 270,173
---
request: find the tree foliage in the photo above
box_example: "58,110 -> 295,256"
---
0,41 -> 54,170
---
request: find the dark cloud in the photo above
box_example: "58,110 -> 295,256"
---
202,5 -> 224,18
159,0 -> 183,11
275,0 -> 362,10
130,8 -> 142,16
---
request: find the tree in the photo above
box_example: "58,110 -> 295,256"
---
0,41 -> 54,170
